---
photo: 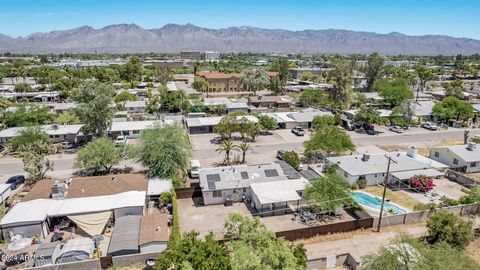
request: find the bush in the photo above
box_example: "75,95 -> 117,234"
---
282,151 -> 300,170
459,186 -> 480,204
351,183 -> 359,190
413,202 -> 437,211
159,191 -> 173,206
357,178 -> 367,189
427,210 -> 474,249
409,174 -> 433,192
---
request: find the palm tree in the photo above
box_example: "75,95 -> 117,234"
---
216,140 -> 236,164
239,69 -> 270,95
236,143 -> 251,164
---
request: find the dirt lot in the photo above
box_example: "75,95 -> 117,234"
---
261,211 -> 355,233
177,198 -> 252,239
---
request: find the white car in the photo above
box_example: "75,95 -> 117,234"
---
60,141 -> 74,149
114,136 -> 128,145
389,126 -> 405,133
190,160 -> 201,178
422,122 -> 438,131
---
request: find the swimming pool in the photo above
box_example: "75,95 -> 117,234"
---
351,191 -> 407,214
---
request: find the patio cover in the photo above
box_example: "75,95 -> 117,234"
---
391,169 -> 444,181
67,211 -> 111,236
250,179 -> 308,205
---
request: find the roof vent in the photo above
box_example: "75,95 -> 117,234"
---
112,176 -> 117,181
361,153 -> 370,162
407,147 -> 418,159
467,143 -> 477,151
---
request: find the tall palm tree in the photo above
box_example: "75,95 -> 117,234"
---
216,140 -> 236,164
236,143 -> 251,164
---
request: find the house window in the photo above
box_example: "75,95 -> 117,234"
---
434,152 -> 439,157
133,130 -> 139,134
472,162 -> 477,168
344,172 -> 348,177
453,158 -> 459,165
212,190 -> 222,198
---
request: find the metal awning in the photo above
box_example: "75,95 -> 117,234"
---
391,169 -> 444,181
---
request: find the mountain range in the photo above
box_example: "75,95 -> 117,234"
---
1,23 -> 480,55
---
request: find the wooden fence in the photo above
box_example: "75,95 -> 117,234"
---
175,182 -> 202,199
276,209 -> 374,241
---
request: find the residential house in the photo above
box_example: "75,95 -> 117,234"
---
248,96 -> 292,108
186,115 -> 258,134
430,143 -> 480,173
109,120 -> 173,139
0,124 -> 84,145
124,100 -> 146,114
327,148 -> 446,186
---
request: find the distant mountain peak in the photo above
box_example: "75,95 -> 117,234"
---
1,23 -> 479,55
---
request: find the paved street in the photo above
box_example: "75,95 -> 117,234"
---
191,128 -> 480,167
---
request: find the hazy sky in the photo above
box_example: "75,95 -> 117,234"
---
1,0 -> 479,39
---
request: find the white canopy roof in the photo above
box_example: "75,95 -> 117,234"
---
1,191 -> 145,226
391,169 -> 444,180
250,179 -> 308,205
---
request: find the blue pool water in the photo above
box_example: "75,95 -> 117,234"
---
351,192 -> 407,214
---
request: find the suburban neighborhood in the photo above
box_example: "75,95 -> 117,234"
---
0,1 -> 480,270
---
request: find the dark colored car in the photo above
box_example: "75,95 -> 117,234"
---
6,175 -> 25,190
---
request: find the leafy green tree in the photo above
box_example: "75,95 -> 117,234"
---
375,78 -> 414,108
268,77 -> 281,94
443,79 -> 464,99
299,88 -> 329,108
7,127 -> 53,183
459,186 -> 480,204
114,90 -> 138,104
426,210 -> 474,249
365,53 -> 385,91
55,110 -> 80,125
160,90 -> 186,113
137,124 -> 191,178
192,76 -> 208,96
2,105 -> 55,128
13,83 -> 33,93
282,151 -> 300,170
210,104 -> 227,115
74,138 -> 124,175
270,57 -> 289,94
224,214 -> 305,270
154,66 -> 173,85
155,231 -> 230,270
432,96 -> 474,123
236,143 -> 251,164
330,60 -> 353,109
257,114 -> 278,133
246,123 -> 261,142
414,65 -> 436,101
215,115 -> 236,139
355,105 -> 386,126
312,115 -> 339,130
304,172 -> 354,213
120,56 -> 143,84
304,126 -> 355,159
239,69 -> 270,95
361,234 -> 480,270
72,81 -> 115,137
216,140 -> 236,164
299,71 -> 318,82
390,100 -> 415,127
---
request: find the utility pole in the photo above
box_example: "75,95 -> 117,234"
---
377,155 -> 396,232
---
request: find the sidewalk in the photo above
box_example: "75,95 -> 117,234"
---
305,224 -> 427,262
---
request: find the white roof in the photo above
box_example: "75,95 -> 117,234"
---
147,178 -> 172,196
186,115 -> 258,128
345,109 -> 391,118
434,143 -> 480,162
227,102 -> 249,109
109,120 -> 172,132
0,184 -> 11,193
124,100 -> 146,108
1,191 -> 145,226
167,82 -> 178,91
0,124 -> 83,138
400,152 -> 449,169
391,169 -> 444,180
411,100 -> 436,116
473,104 -> 480,113
250,179 -> 308,205
287,110 -> 334,123
328,152 -> 435,176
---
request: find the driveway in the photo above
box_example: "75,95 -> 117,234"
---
177,198 -> 252,238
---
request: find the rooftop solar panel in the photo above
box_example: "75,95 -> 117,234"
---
208,182 -> 216,190
264,169 -> 279,177
206,174 -> 221,182
240,171 -> 249,179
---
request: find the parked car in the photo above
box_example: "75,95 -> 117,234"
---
189,160 -> 201,178
422,122 -> 438,131
276,150 -> 286,160
114,136 -> 128,145
60,141 -> 74,149
389,126 -> 405,133
6,175 -> 25,190
291,126 -> 305,136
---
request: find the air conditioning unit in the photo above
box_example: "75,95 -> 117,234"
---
51,182 -> 66,199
